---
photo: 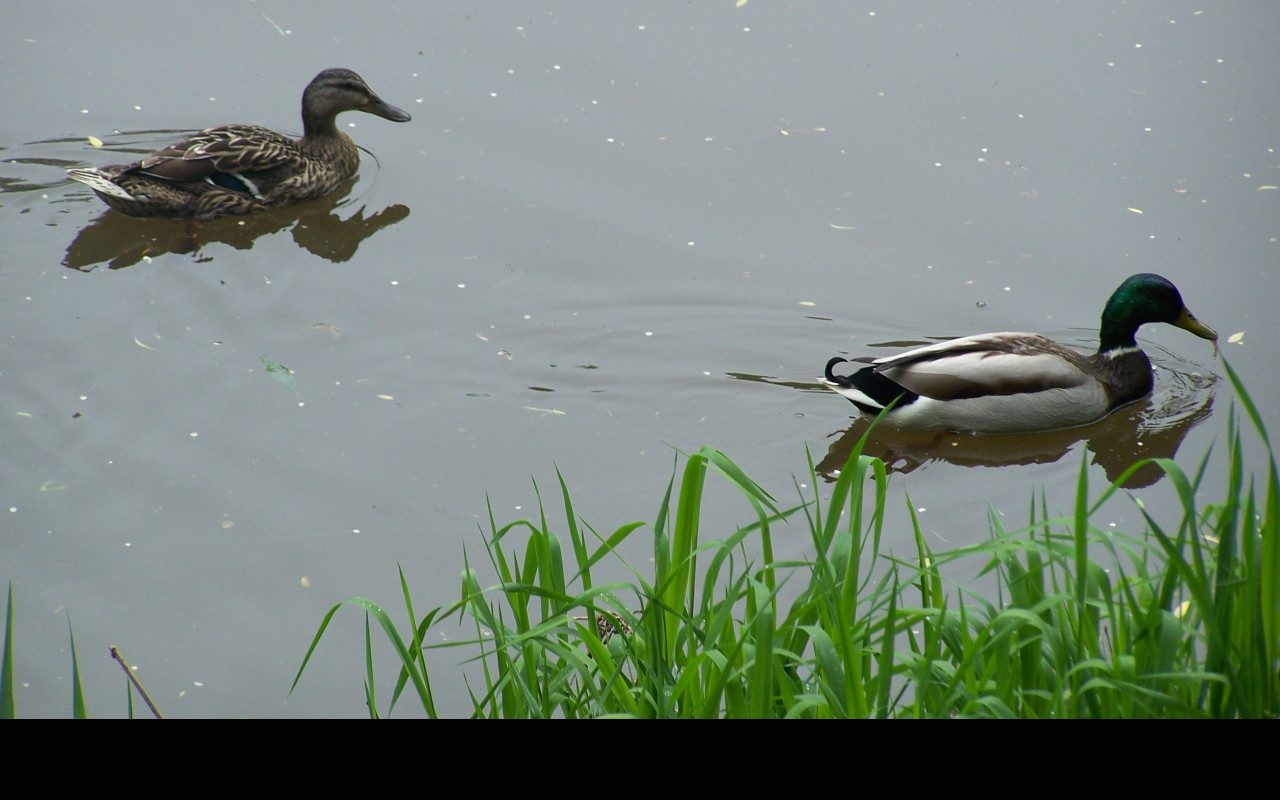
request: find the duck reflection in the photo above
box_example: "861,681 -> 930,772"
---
814,362 -> 1216,488
63,179 -> 409,271
730,351 -> 1217,489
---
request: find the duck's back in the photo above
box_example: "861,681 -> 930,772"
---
100,123 -> 359,218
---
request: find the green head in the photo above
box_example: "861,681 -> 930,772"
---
1098,273 -> 1217,354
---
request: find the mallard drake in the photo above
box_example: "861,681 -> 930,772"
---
822,273 -> 1218,434
65,68 -> 411,220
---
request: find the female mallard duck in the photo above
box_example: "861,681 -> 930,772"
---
65,68 -> 410,220
822,273 -> 1217,434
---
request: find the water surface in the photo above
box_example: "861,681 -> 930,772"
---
2,2 -> 1275,717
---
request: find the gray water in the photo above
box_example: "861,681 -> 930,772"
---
2,2 -> 1275,717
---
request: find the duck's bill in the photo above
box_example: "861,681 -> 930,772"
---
1176,307 -> 1218,355
366,98 -> 412,122
1176,308 -> 1217,340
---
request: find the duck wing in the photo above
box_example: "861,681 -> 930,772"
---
869,332 -> 1096,401
132,125 -> 301,185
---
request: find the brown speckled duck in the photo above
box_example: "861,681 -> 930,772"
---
822,273 -> 1218,434
66,68 -> 411,220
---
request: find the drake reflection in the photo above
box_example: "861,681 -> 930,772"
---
815,363 -> 1217,489
730,352 -> 1216,489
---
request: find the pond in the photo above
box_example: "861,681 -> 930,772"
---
2,2 -> 1276,717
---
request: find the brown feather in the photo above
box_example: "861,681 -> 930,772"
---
66,69 -> 409,220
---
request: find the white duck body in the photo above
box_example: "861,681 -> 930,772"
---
822,274 -> 1218,435
826,332 -> 1124,433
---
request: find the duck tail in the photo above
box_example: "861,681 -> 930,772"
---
824,356 -> 851,386
822,356 -> 881,411
66,168 -> 135,201
822,356 -> 917,416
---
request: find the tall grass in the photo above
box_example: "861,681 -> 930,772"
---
2,582 -> 90,719
2,586 -> 161,718
293,360 -> 1279,718
6,363 -> 1274,717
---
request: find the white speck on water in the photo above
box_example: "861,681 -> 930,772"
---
190,432 -> 198,437
457,283 -> 466,289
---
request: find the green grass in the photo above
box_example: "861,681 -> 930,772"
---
5,359 -> 1276,717
2,587 -> 161,719
292,359 -> 1279,718
2,582 -> 90,719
